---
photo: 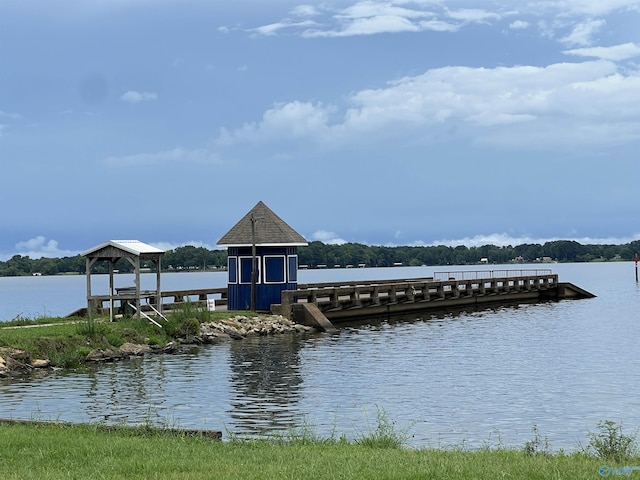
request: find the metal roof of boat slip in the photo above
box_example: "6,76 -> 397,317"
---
81,240 -> 164,258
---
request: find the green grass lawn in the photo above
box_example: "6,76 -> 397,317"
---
0,422 -> 617,480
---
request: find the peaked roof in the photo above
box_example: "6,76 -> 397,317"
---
217,201 -> 308,247
81,240 -> 164,258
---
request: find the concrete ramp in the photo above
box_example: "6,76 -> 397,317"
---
291,303 -> 338,333
558,282 -> 596,299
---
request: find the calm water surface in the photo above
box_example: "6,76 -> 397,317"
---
1,263 -> 639,450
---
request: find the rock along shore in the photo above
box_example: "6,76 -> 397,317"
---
0,347 -> 52,378
0,315 -> 316,378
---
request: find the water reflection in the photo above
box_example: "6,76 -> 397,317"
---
83,356 -> 175,424
226,334 -> 308,436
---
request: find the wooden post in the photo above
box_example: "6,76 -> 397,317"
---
109,259 -> 115,322
134,257 -> 141,319
156,257 -> 162,315
250,214 -> 257,311
85,258 -> 93,324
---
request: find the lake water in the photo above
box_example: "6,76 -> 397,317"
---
1,263 -> 639,451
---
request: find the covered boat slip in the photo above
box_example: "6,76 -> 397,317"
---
81,240 -> 165,324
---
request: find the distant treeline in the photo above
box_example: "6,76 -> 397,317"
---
1,240 -> 639,277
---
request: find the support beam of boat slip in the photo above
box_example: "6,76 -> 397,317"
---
291,303 -> 338,333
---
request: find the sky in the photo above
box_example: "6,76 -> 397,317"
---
1,0 -> 640,260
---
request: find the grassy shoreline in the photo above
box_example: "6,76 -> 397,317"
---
0,306 -> 298,374
0,420 -> 629,480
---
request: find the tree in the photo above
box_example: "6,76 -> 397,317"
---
543,240 -> 584,262
6,255 -> 32,275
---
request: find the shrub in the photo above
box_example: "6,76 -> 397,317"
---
523,425 -> 552,456
169,300 -> 210,323
49,349 -> 87,368
105,332 -> 125,347
180,318 -> 200,340
75,321 -> 107,337
585,420 -> 638,462
355,406 -> 412,449
164,317 -> 200,341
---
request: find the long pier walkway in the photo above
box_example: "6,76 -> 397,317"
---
276,269 -> 595,324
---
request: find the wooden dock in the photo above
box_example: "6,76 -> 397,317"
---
275,269 -> 595,325
68,269 -> 595,331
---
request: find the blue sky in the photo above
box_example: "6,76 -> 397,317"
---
1,0 -> 640,260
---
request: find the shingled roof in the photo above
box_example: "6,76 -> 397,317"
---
217,201 -> 308,247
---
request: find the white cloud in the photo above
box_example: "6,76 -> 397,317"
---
104,147 -> 221,166
559,0 -> 640,16
250,22 -> 285,36
0,109 -> 22,119
217,58 -> 640,150
509,20 -> 530,30
417,19 -> 460,32
340,60 -> 628,135
564,42 -> 640,61
559,18 -> 605,46
445,8 -> 501,24
120,90 -> 158,103
264,1 -> 454,37
290,5 -> 319,17
14,236 -> 77,259
334,15 -> 421,36
337,2 -> 434,21
217,101 -> 334,145
245,1 -> 640,42
252,19 -> 318,36
311,230 -> 347,245
412,232 -> 640,248
0,109 -> 22,137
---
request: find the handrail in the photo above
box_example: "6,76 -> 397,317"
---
88,287 -> 227,302
433,269 -> 552,281
86,287 -> 228,315
127,302 -> 163,328
297,278 -> 434,290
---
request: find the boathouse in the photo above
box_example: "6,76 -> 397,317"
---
217,201 -> 308,311
81,240 -> 165,322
